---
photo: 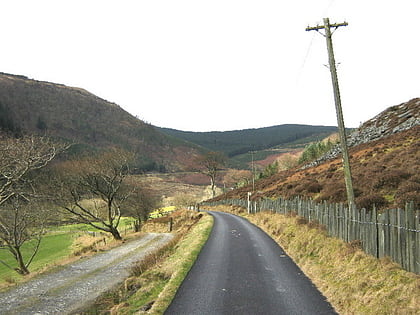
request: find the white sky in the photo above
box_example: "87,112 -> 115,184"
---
0,1 -> 418,131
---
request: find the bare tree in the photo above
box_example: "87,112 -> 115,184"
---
55,149 -> 135,240
223,169 -> 252,189
124,185 -> 161,232
0,135 -> 66,206
195,152 -> 226,198
277,153 -> 299,171
173,193 -> 197,210
0,197 -> 50,275
0,134 -> 67,275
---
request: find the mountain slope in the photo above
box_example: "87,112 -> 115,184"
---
214,98 -> 420,210
0,72 -> 201,171
0,72 -> 338,172
159,124 -> 339,158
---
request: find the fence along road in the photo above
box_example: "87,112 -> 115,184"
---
165,211 -> 336,315
205,197 -> 419,275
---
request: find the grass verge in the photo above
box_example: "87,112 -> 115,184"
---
83,210 -> 213,314
148,213 -> 213,314
209,205 -> 419,315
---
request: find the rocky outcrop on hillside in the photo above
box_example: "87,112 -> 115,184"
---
349,98 -> 420,145
304,98 -> 420,168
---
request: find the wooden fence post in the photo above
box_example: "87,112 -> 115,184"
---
415,203 -> 420,274
389,209 -> 397,265
405,202 -> 415,272
396,208 -> 403,267
384,211 -> 391,258
168,218 -> 173,232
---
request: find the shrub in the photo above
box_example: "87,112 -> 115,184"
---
348,239 -> 363,251
293,184 -> 305,194
395,191 -> 420,209
298,139 -> 336,164
353,187 -> 363,198
407,174 -> 420,184
130,236 -> 179,277
317,182 -> 346,203
307,219 -> 326,231
286,183 -> 294,190
356,194 -> 388,210
306,181 -> 323,193
373,170 -> 412,189
296,216 -> 308,225
397,181 -> 420,195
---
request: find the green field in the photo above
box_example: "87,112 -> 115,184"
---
0,217 -> 138,284
55,217 -> 137,232
0,232 -> 74,283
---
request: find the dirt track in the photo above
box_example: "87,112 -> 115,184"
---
0,233 -> 174,315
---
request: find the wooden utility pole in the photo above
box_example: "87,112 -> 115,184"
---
306,18 -> 355,207
250,150 -> 256,192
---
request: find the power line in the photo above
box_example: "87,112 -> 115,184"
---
295,30 -> 317,86
322,0 -> 337,17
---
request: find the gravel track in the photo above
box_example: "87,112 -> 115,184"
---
0,233 -> 174,315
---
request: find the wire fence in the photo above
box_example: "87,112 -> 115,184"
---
203,197 -> 419,274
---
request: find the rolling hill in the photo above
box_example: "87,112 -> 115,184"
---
0,72 -> 341,171
0,72 -> 202,172
159,125 -> 341,169
159,124 -> 339,157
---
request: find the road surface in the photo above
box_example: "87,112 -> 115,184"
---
0,233 -> 173,315
165,211 -> 336,315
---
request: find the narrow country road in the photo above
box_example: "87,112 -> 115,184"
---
165,211 -> 336,315
0,233 -> 173,315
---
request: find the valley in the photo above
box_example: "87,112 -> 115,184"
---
0,72 -> 418,314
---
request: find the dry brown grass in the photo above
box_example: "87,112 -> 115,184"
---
130,235 -> 181,278
136,174 -> 211,207
141,210 -> 204,234
70,234 -> 111,256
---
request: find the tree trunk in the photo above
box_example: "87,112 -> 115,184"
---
15,247 -> 30,275
110,227 -> 122,240
210,177 -> 216,198
134,219 -> 141,232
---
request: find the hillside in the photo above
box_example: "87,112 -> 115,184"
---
0,71 -> 341,172
0,73 -> 201,172
214,98 -> 420,210
160,124 -> 339,158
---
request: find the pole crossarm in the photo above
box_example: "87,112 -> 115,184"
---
306,21 -> 348,32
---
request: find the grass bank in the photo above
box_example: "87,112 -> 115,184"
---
83,210 -> 213,314
209,205 -> 419,315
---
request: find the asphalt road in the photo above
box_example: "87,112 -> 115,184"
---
165,211 -> 337,315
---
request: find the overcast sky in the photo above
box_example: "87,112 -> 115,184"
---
0,1 -> 418,131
